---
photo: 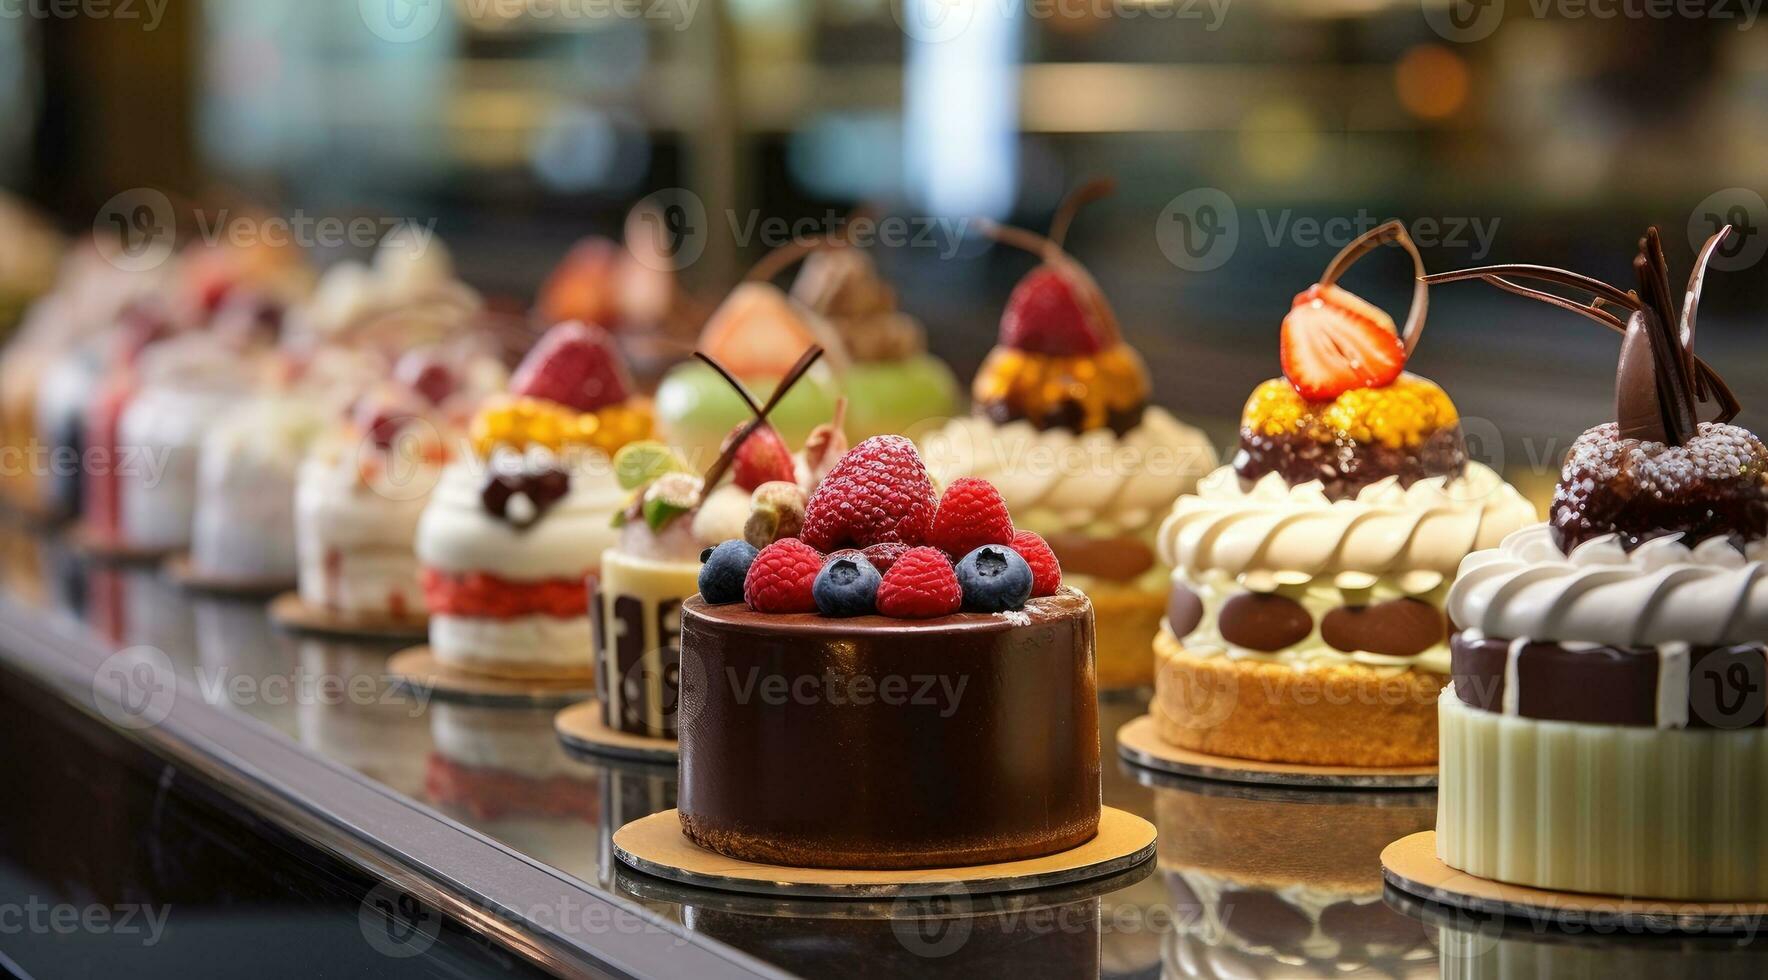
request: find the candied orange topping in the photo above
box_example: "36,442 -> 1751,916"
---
471,395 -> 653,457
973,343 -> 1150,432
1243,373 -> 1457,449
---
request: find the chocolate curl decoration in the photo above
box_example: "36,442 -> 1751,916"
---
1422,225 -> 1740,446
1318,220 -> 1430,358
741,204 -> 882,286
693,345 -> 824,499
1048,177 -> 1117,249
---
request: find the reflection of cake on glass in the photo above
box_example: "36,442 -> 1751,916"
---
1429,226 -> 1768,900
416,321 -> 650,680
1151,222 -> 1536,767
922,181 -> 1216,689
295,340 -> 506,622
654,225 -> 960,467
425,702 -> 599,871
1156,779 -> 1436,977
596,350 -> 840,738
678,432 -> 1099,869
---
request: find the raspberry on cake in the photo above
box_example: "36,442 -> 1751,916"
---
678,432 -> 1100,869
920,178 -> 1217,688
414,320 -> 652,680
1150,220 -> 1537,767
1429,224 -> 1768,901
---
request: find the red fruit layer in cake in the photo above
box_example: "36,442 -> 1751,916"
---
420,568 -> 592,619
423,752 -> 598,822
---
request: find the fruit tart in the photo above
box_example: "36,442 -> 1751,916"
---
415,321 -> 652,679
1429,226 -> 1768,900
678,433 -> 1098,869
1151,221 -> 1535,767
921,180 -> 1217,688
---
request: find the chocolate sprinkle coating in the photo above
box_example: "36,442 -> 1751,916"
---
1232,423 -> 1467,502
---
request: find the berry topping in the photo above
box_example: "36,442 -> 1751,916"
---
480,464 -> 572,531
875,546 -> 963,619
725,422 -> 795,491
699,539 -> 759,605
353,393 -> 424,452
509,320 -> 633,413
801,435 -> 938,551
929,477 -> 1014,558
1279,284 -> 1407,401
395,350 -> 458,405
861,541 -> 911,575
1009,530 -> 1062,597
1551,421 -> 1768,553
1000,264 -> 1106,356
813,551 -> 883,617
743,538 -> 824,613
955,545 -> 1034,613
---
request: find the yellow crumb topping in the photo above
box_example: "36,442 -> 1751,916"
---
1242,374 -> 1457,449
471,395 -> 653,457
972,343 -> 1151,431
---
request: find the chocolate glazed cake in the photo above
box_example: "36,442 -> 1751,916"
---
677,589 -> 1100,870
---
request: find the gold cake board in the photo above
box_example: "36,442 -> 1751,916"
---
268,591 -> 429,640
1382,831 -> 1768,934
554,700 -> 678,765
613,807 -> 1157,900
163,553 -> 292,598
1115,714 -> 1438,789
387,647 -> 595,708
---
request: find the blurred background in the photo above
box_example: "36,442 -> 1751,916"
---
4,0 -> 1768,459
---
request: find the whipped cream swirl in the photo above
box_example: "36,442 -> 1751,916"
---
921,408 -> 1218,537
1449,524 -> 1768,647
1159,464 -> 1537,594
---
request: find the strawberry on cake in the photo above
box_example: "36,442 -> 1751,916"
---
1151,222 -> 1535,768
678,434 -> 1098,869
922,180 -> 1216,688
416,321 -> 651,680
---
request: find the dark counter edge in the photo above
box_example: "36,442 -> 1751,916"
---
0,595 -> 789,980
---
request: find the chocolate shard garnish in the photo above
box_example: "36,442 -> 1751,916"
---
693,345 -> 824,498
1423,225 -> 1742,445
1319,220 -> 1429,356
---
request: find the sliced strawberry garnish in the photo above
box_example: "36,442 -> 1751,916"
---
1279,284 -> 1406,401
510,320 -> 633,413
999,265 -> 1105,356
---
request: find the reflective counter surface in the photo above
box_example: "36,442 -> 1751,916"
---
3,521 -> 1765,979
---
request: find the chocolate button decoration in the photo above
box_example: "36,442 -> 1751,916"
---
480,466 -> 571,531
1166,583 -> 1204,639
1217,592 -> 1312,652
1319,598 -> 1445,658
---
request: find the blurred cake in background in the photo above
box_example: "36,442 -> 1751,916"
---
287,224 -> 476,351
0,194 -> 64,336
654,218 -> 959,468
922,181 -> 1216,688
294,335 -> 506,624
416,321 -> 650,680
1152,222 -> 1534,766
536,202 -> 707,390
